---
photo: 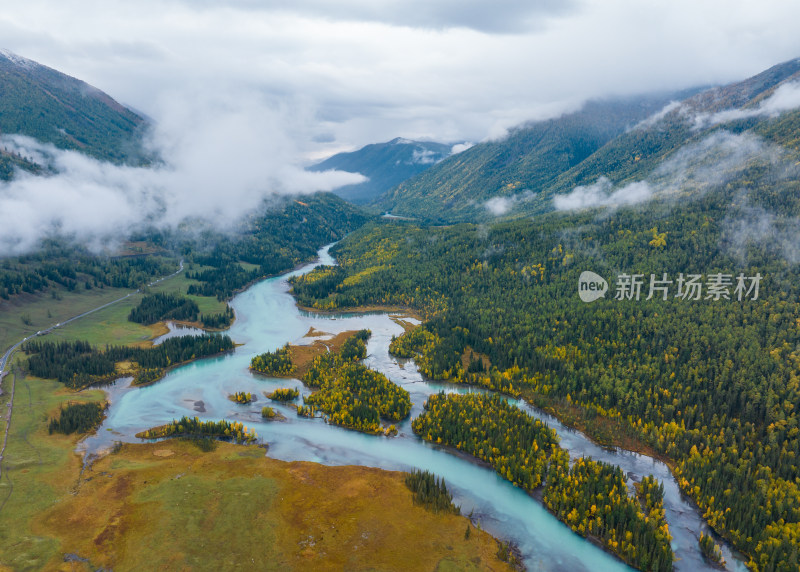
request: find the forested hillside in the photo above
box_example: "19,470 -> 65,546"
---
183,193 -> 370,299
377,94 -> 692,221
379,58 -> 800,223
0,192 -> 368,309
291,162 -> 800,569
310,137 -> 452,204
0,50 -> 148,177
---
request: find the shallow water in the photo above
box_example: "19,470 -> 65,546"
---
151,321 -> 206,345
81,244 -> 746,571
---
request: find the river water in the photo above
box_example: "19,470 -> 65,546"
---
80,245 -> 746,572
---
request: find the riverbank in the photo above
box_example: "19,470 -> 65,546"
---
331,305 -> 746,570
65,242 -> 739,571
29,439 -> 516,571
521,390 -> 673,468
296,303 -> 425,324
0,361 -> 515,571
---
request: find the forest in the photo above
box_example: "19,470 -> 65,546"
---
24,334 -> 234,388
127,291 -> 234,329
0,243 -> 175,300
267,387 -> 299,401
404,469 -> 460,514
128,292 -> 199,324
0,192 -> 368,311
48,401 -> 106,435
137,416 -> 258,444
251,344 -> 296,377
289,176 -> 800,570
184,193 -> 369,300
297,330 -> 411,434
412,392 -> 673,571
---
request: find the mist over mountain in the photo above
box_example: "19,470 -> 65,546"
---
377,58 -> 800,223
308,138 -> 454,204
377,92 -> 697,221
0,50 -> 366,256
0,50 -> 148,178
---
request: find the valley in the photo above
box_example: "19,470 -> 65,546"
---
1,32 -> 800,572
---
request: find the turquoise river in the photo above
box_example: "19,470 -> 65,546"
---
79,245 -> 747,572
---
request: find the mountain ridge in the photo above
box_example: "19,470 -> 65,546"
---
0,49 -> 148,179
377,58 -> 800,223
309,137 -> 454,204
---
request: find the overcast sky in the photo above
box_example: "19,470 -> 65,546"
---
3,0 -> 800,159
2,1 -> 800,256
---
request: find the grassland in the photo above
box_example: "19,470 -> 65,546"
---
0,286 -> 136,355
0,270 -> 514,571
32,440 -> 511,571
0,362 -> 512,571
0,359 -> 106,571
0,262 -> 228,352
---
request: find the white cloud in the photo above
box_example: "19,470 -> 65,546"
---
694,81 -> 800,128
0,90 -> 366,255
451,142 -> 474,154
2,0 -> 800,151
410,148 -> 440,165
554,131 -> 789,212
484,190 -> 535,215
1,1 -> 800,253
631,101 -> 683,130
723,204 -> 800,264
553,177 -> 653,211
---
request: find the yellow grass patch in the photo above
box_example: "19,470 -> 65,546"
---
33,441 -> 513,571
287,330 -> 361,378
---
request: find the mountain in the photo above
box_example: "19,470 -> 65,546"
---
309,137 -> 453,204
286,60 -> 800,569
377,94 -> 694,221
0,49 -> 148,179
379,58 -> 800,222
535,57 -> 800,206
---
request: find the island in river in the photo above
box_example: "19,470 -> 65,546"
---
0,259 -> 517,572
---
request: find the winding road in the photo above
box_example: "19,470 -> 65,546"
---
0,259 -> 183,482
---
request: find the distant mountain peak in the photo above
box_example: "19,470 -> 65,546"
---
309,137 -> 453,204
0,49 -> 149,177
0,48 -> 38,69
379,57 -> 800,223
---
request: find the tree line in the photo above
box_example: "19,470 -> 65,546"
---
296,330 -> 411,434
137,416 -> 257,444
24,334 -> 234,388
412,391 -> 673,571
404,469 -> 460,514
48,401 -> 106,435
288,179 -> 800,569
128,292 -> 235,330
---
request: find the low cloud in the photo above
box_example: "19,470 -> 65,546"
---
722,203 -> 800,265
554,131 -> 787,212
0,92 -> 366,256
553,178 -> 652,211
410,148 -> 441,165
484,190 -> 535,215
694,81 -> 800,128
451,142 -> 474,154
631,101 -> 682,130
